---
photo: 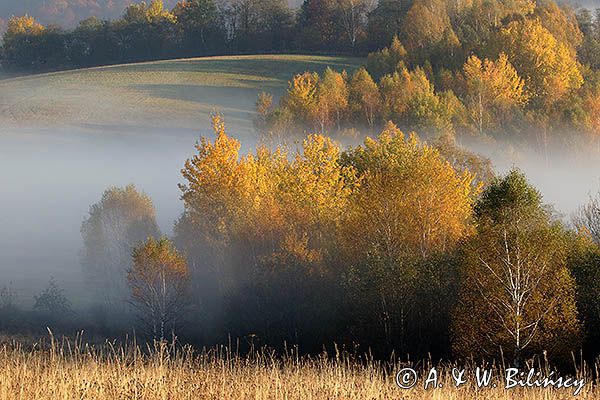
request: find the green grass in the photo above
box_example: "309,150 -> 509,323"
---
0,55 -> 362,139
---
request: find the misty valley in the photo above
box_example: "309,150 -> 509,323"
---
4,0 -> 600,398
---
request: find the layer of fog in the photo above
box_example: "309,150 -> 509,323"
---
0,124 -> 256,308
463,135 -> 600,219
1,121 -> 600,310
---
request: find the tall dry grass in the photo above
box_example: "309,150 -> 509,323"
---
0,333 -> 597,399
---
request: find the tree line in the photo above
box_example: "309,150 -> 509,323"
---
1,0 -> 372,72
77,115 -> 600,366
3,0 -> 599,82
258,0 -> 600,144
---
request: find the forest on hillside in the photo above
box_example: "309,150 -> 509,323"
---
1,0 -> 597,70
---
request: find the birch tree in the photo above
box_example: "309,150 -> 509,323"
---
335,0 -> 373,50
129,237 -> 190,340
452,170 -> 581,364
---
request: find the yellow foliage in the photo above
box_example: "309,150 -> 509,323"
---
402,0 -> 454,56
380,67 -> 437,120
179,118 -> 359,284
146,0 -> 176,23
341,122 -> 478,262
284,134 -> 358,240
312,68 -> 349,132
534,0 -> 583,54
130,238 -> 189,288
5,15 -> 45,39
284,72 -> 319,122
462,53 -> 528,132
129,237 -> 189,338
180,114 -> 247,251
349,67 -> 380,127
500,18 -> 583,106
124,0 -> 176,24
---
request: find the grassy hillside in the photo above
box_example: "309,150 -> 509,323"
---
0,55 -> 362,141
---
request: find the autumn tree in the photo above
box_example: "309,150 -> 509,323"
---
283,134 -> 357,250
176,116 -> 357,345
124,0 -> 176,24
129,237 -> 190,340
379,66 -> 446,131
178,115 -> 250,291
283,71 -> 319,127
120,0 -> 179,61
349,67 -> 380,127
500,18 -> 583,108
401,0 -> 458,65
240,135 -> 357,345
81,185 -> 160,309
455,0 -> 534,61
574,75 -> 600,151
4,15 -> 45,39
1,15 -> 50,70
312,68 -> 349,132
340,122 -> 477,354
534,0 -> 582,55
452,170 -> 581,364
342,122 -> 476,263
175,117 -> 254,338
254,91 -> 274,133
461,53 -> 528,134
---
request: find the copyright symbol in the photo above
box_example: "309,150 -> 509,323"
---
395,368 -> 418,389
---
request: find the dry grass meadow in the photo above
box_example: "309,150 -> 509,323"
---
0,335 -> 595,400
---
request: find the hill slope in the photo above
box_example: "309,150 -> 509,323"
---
0,54 -> 361,141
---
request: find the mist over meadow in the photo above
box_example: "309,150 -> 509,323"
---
0,117 -> 598,309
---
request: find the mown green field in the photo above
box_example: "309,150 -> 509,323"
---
0,55 -> 362,140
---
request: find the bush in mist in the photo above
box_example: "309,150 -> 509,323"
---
0,286 -> 20,331
33,278 -> 74,327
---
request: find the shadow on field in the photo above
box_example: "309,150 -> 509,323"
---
116,57 -> 361,81
131,83 -> 260,117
